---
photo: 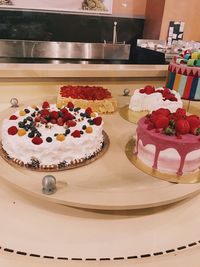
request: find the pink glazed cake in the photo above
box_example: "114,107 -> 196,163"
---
135,108 -> 200,176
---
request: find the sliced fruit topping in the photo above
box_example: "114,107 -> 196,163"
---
19,110 -> 26,116
18,128 -> 27,136
8,126 -> 18,135
56,134 -> 65,142
86,126 -> 93,133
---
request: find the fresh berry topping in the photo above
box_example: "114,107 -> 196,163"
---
65,129 -> 71,135
57,117 -> 64,126
67,102 -> 74,109
27,116 -> 33,122
9,115 -> 18,120
60,85 -> 112,100
42,101 -> 50,109
154,115 -> 169,129
144,85 -> 155,94
35,116 -> 41,122
50,118 -> 57,124
60,108 -> 68,114
71,130 -> 81,138
85,107 -> 93,115
93,117 -> 102,126
24,108 -> 30,113
18,129 -> 27,136
86,126 -> 93,133
40,109 -> 50,116
140,85 -> 154,94
32,136 -> 43,145
66,120 -> 77,127
186,115 -> 200,132
63,112 -> 74,121
18,122 -> 25,128
175,119 -> 190,134
190,125 -> 200,135
88,119 -> 94,125
82,125 -> 87,130
46,137 -> 52,143
28,132 -> 35,138
56,134 -> 65,142
153,108 -> 171,117
8,126 -> 18,135
175,108 -> 186,118
50,111 -> 59,119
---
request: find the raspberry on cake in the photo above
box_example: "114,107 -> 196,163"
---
129,85 -> 183,113
135,108 -> 200,176
57,85 -> 117,114
1,101 -> 105,170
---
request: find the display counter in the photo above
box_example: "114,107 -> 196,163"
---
0,64 -> 200,267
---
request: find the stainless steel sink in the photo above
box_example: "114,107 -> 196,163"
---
0,39 -> 130,63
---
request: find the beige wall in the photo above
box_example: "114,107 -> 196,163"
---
159,0 -> 200,41
143,0 -> 165,39
112,0 -> 147,17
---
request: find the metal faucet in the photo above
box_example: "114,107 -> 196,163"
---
112,21 -> 117,44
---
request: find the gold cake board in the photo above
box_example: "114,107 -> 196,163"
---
125,138 -> 200,184
119,105 -> 148,124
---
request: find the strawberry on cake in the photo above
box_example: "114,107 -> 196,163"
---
1,101 -> 105,170
57,85 -> 117,114
135,108 -> 200,176
129,85 -> 182,113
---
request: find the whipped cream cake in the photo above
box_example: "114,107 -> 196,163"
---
129,85 -> 182,113
1,101 -> 105,170
135,108 -> 200,176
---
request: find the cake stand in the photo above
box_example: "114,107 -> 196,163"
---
0,95 -> 200,267
0,97 -> 200,210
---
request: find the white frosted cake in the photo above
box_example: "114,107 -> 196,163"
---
129,85 -> 182,113
1,101 -> 104,170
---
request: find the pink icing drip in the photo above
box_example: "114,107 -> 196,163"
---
136,118 -> 200,176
